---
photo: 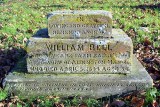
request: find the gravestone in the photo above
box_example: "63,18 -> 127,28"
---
3,10 -> 153,98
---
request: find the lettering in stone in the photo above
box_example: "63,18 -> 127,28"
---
27,46 -> 131,73
14,82 -> 147,92
45,43 -> 114,52
28,65 -> 130,73
46,43 -> 84,51
48,10 -> 112,38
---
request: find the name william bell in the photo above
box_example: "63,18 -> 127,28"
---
46,43 -> 113,51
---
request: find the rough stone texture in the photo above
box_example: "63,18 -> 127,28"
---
27,29 -> 133,74
48,10 -> 112,38
3,56 -> 153,98
3,10 -> 153,99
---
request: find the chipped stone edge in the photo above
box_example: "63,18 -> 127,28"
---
47,10 -> 112,19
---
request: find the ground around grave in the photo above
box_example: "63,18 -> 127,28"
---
0,0 -> 160,106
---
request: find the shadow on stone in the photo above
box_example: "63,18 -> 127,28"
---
0,47 -> 27,87
9,28 -> 50,75
11,56 -> 27,74
33,28 -> 49,38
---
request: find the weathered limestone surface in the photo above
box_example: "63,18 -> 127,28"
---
3,10 -> 153,98
4,56 -> 153,98
27,29 -> 133,74
48,10 -> 112,38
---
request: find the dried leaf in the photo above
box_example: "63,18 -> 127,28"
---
0,102 -> 4,107
144,37 -> 152,46
55,103 -> 64,107
26,29 -> 33,34
152,100 -> 158,107
78,103 -> 88,107
30,102 -> 35,107
153,58 -> 160,66
7,102 -> 13,107
131,97 -> 144,107
23,37 -> 28,44
46,95 -> 54,99
111,100 -> 125,107
36,99 -> 41,103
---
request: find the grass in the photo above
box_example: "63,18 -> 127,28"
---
0,90 -> 7,101
0,88 -> 159,107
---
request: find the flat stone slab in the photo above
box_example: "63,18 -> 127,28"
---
3,56 -> 153,98
27,29 -> 133,74
48,10 -> 112,38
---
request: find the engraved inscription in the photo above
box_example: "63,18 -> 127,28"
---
13,82 -> 148,94
49,24 -> 109,36
46,43 -> 84,51
48,12 -> 112,38
27,38 -> 132,74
